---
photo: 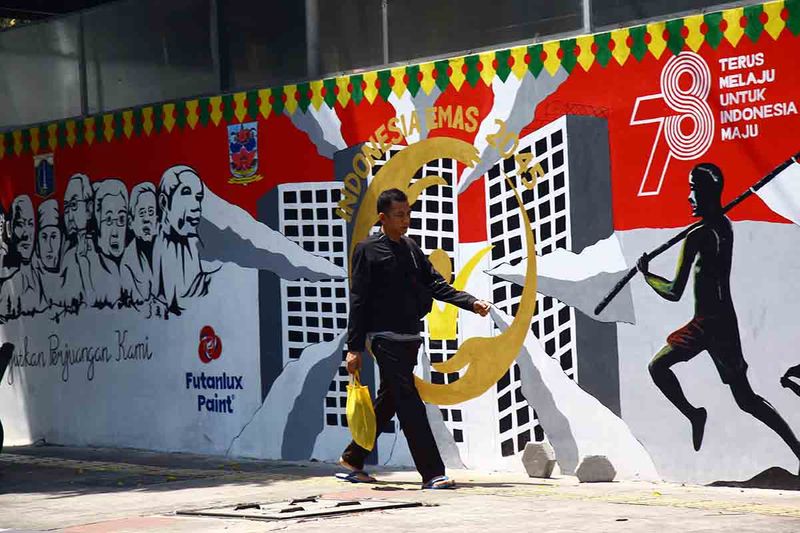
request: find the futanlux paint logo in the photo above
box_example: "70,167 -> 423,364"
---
187,326 -> 243,414
185,371 -> 243,414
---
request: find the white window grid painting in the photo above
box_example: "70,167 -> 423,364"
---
484,117 -> 578,457
276,182 -> 351,429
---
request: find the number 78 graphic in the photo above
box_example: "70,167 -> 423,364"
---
630,52 -> 715,197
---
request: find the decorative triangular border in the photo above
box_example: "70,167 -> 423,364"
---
0,0 -> 795,159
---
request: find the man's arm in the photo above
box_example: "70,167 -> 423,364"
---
637,228 -> 701,302
416,244 -> 491,316
345,243 -> 370,372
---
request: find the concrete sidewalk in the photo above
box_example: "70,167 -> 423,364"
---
0,445 -> 798,532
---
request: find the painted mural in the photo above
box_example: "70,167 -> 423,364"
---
1,0 -> 799,484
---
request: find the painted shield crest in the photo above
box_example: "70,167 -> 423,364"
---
34,153 -> 55,198
228,122 -> 262,184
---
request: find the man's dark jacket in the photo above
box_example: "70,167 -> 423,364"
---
346,232 -> 477,352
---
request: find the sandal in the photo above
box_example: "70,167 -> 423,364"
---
335,471 -> 377,483
336,456 -> 376,483
422,475 -> 456,490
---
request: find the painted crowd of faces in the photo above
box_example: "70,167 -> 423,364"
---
0,165 -> 211,322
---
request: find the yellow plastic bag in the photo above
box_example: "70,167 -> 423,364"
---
346,371 -> 376,451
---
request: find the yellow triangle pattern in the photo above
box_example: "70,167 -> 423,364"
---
611,29 -> 631,66
258,89 -> 272,119
47,123 -> 57,151
186,100 -> 199,129
233,92 -> 247,123
362,72 -> 378,104
142,107 -> 154,136
284,85 -> 298,114
764,1 -> 786,40
723,7 -> 745,47
209,97 -> 223,126
543,41 -> 561,76
29,128 -> 40,154
122,110 -> 134,138
576,35 -> 595,71
684,14 -> 705,52
449,57 -> 466,91
163,103 -> 176,133
12,131 -> 22,156
336,78 -> 351,108
646,21 -> 669,59
103,114 -> 114,143
510,46 -> 528,79
419,62 -> 436,95
66,120 -> 76,147
310,80 -> 325,110
391,67 -> 407,98
84,118 -> 96,146
479,52 -> 496,86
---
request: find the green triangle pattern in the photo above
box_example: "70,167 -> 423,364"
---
594,33 -> 613,67
464,55 -> 481,87
434,60 -> 450,92
37,125 -> 47,150
494,50 -> 511,82
405,65 -> 420,96
198,98 -> 210,127
153,105 -> 164,134
323,78 -> 337,108
96,116 -> 106,144
787,0 -> 800,35
221,95 -> 235,123
704,12 -> 724,49
377,70 -> 392,101
246,91 -> 259,120
76,120 -> 85,145
272,86 -> 285,115
57,122 -> 67,148
38,127 -> 47,150
665,19 -> 685,56
559,39 -> 577,73
21,129 -> 31,153
629,25 -> 648,61
173,101 -> 186,130
743,4 -> 765,42
350,75 -> 364,105
133,108 -> 144,136
528,44 -> 544,77
114,112 -> 124,139
297,82 -> 311,113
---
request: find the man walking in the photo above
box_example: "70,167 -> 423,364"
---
340,188 -> 491,489
637,163 -> 800,467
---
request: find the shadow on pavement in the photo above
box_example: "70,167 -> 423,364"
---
709,466 -> 800,491
0,444 -> 343,498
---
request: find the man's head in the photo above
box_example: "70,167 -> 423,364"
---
158,165 -> 204,238
377,188 -> 411,239
129,182 -> 157,242
36,199 -> 62,271
93,179 -> 128,259
64,173 -> 92,236
688,163 -> 724,218
10,195 -> 35,262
